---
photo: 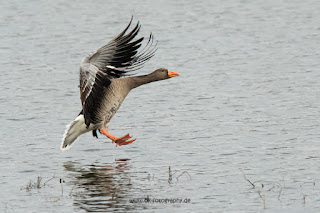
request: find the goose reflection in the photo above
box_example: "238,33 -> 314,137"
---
63,159 -> 134,212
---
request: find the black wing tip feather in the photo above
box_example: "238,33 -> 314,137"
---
108,17 -> 158,77
106,28 -> 157,77
114,16 -> 134,40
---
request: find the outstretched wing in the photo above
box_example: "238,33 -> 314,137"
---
79,18 -> 157,127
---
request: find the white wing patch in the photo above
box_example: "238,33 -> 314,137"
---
106,65 -> 116,69
106,65 -> 127,71
80,63 -> 99,101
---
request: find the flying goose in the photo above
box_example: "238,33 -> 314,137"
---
61,18 -> 179,150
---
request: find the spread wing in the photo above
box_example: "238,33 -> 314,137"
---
79,18 -> 157,127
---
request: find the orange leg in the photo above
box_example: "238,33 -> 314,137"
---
99,128 -> 136,147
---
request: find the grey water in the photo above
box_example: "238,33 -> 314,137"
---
1,0 -> 320,212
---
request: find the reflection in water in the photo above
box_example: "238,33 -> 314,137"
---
63,159 -> 135,212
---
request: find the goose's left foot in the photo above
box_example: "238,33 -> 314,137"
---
99,128 -> 136,146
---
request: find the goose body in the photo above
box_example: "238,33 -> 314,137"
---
61,19 -> 179,150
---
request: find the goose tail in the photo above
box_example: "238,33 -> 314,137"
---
61,115 -> 88,150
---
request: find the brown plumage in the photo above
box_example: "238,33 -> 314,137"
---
61,18 -> 179,150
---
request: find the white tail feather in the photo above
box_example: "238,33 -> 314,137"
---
61,115 -> 88,150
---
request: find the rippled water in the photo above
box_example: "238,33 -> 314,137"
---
1,0 -> 320,212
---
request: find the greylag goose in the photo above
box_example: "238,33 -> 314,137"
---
61,19 -> 179,150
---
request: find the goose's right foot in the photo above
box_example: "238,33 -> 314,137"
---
99,128 -> 136,146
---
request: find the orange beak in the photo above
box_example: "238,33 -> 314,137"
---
168,70 -> 180,78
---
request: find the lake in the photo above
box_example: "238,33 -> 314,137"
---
1,0 -> 320,212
